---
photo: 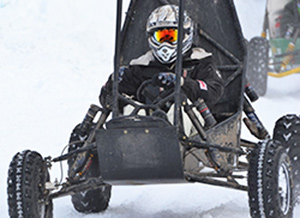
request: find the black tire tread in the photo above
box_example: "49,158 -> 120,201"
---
248,139 -> 293,218
7,150 -> 53,218
246,36 -> 269,96
273,114 -> 300,198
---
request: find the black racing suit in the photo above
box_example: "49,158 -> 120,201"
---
100,48 -> 224,111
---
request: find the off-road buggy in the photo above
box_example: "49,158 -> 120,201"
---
247,0 -> 300,96
7,0 -> 300,217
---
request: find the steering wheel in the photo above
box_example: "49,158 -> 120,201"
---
136,79 -> 175,106
136,79 -> 217,128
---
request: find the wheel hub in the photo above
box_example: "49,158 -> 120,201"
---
278,160 -> 291,215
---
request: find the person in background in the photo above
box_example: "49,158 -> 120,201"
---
280,0 -> 300,38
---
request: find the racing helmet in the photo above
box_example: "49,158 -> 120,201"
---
146,5 -> 194,64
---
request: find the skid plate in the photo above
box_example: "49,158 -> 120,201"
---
96,126 -> 184,185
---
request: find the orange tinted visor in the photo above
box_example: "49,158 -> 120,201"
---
153,28 -> 178,44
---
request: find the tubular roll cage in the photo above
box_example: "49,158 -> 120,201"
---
46,0 -> 257,201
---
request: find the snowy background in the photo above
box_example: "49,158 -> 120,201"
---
1,0 -> 300,217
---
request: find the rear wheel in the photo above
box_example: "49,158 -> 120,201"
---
68,124 -> 111,213
273,114 -> 300,200
246,36 -> 269,96
248,139 -> 293,218
7,150 -> 53,218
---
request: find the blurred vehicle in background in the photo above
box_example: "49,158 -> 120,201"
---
247,0 -> 300,96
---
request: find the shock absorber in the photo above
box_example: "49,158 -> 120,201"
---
280,29 -> 300,72
244,79 -> 259,102
68,104 -> 102,180
194,98 -> 217,128
243,97 -> 270,140
79,104 -> 101,133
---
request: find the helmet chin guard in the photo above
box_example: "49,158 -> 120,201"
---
151,42 -> 177,63
146,5 -> 194,64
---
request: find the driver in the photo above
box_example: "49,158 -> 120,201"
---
100,5 -> 224,130
280,0 -> 300,38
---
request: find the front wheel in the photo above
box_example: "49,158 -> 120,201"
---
68,124 -> 111,213
248,139 -> 293,218
7,150 -> 53,218
273,114 -> 300,200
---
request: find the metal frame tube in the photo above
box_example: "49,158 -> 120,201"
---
112,0 -> 123,118
174,0 -> 184,130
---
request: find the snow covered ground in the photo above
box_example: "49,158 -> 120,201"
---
1,0 -> 300,217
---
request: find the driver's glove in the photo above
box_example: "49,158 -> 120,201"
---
152,72 -> 184,88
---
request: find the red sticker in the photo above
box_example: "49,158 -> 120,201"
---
198,80 -> 208,90
183,70 -> 188,78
